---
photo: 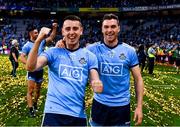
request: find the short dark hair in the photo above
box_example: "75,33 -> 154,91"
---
63,15 -> 82,26
102,13 -> 120,26
26,25 -> 38,39
26,25 -> 37,33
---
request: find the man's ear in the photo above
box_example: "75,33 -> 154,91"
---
80,28 -> 83,35
61,28 -> 64,36
118,25 -> 120,33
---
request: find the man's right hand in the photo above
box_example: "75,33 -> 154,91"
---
91,80 -> 103,93
55,38 -> 65,48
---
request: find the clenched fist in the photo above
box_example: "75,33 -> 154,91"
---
39,27 -> 51,37
91,80 -> 103,93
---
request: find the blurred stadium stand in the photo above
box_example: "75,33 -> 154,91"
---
0,0 -> 180,8
0,0 -> 179,53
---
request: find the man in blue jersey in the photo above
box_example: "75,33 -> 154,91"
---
56,14 -> 144,126
26,15 -> 103,126
87,14 -> 144,126
20,23 -> 58,117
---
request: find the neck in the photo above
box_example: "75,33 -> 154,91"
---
30,37 -> 36,42
104,39 -> 118,47
66,42 -> 80,51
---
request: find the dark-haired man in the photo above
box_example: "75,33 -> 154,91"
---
87,13 -> 144,126
26,15 -> 103,126
20,23 -> 58,117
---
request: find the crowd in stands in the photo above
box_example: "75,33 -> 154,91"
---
0,0 -> 180,8
0,16 -> 180,50
0,14 -> 180,70
123,17 -> 180,45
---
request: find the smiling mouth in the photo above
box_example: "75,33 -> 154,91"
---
69,38 -> 76,42
67,37 -> 74,40
107,35 -> 114,37
68,35 -> 76,39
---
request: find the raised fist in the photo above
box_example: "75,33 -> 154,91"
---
39,27 -> 51,37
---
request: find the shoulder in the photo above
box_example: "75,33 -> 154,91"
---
45,47 -> 62,53
22,41 -> 33,48
80,47 -> 91,54
41,47 -> 64,60
80,48 -> 97,57
25,41 -> 33,45
121,43 -> 136,52
87,41 -> 101,49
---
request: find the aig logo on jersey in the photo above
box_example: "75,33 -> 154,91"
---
101,63 -> 123,76
59,64 -> 83,81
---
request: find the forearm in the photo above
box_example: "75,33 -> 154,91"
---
46,23 -> 57,45
131,66 -> 144,108
135,78 -> 144,108
20,56 -> 27,64
90,69 -> 100,81
49,26 -> 57,41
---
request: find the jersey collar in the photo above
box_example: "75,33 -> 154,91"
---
101,41 -> 122,49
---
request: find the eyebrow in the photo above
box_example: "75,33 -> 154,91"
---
103,24 -> 117,27
64,26 -> 80,29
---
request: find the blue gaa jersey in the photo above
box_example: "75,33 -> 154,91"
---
21,40 -> 46,71
41,47 -> 98,118
87,42 -> 139,107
